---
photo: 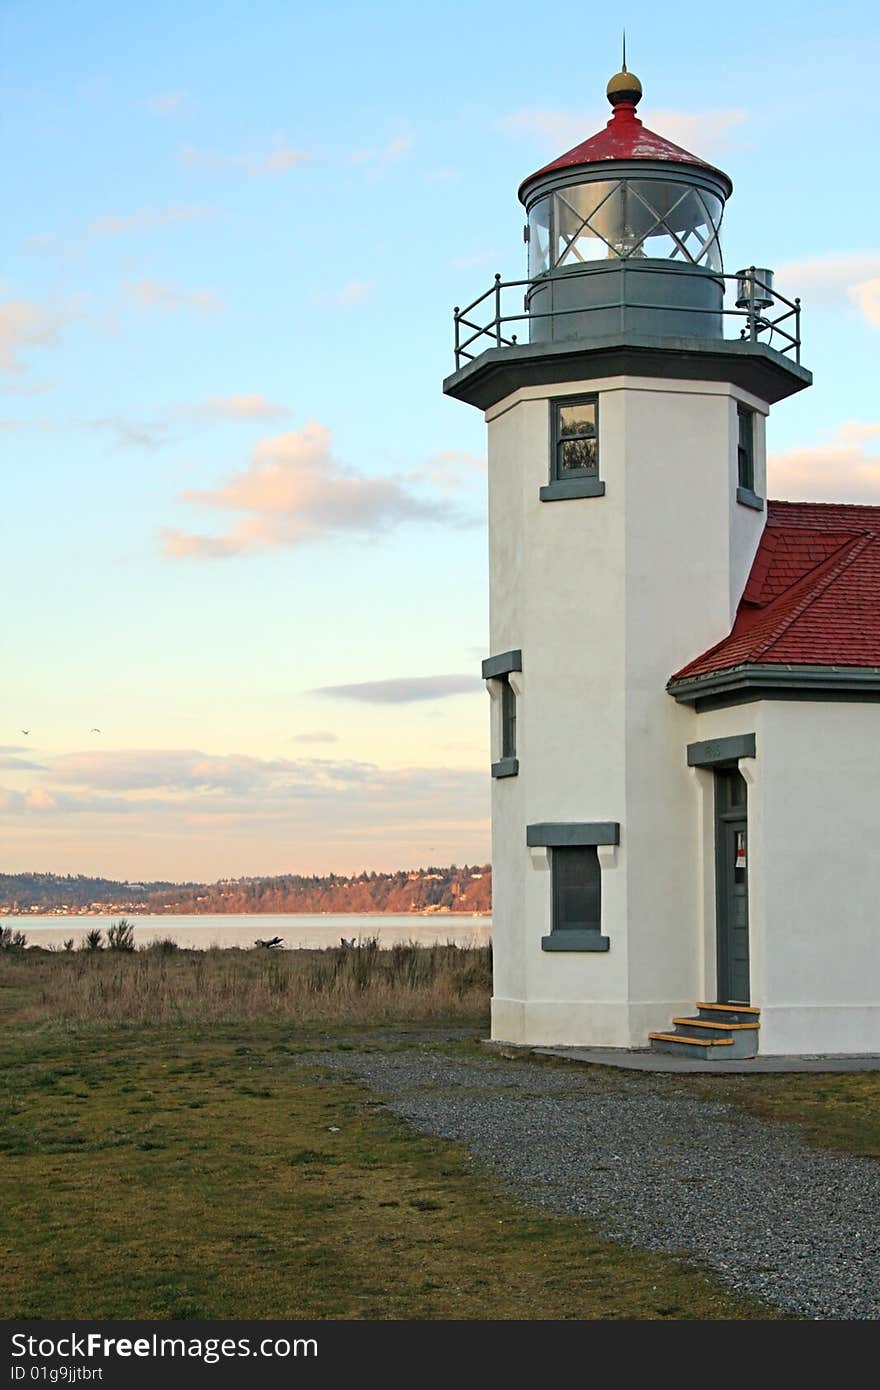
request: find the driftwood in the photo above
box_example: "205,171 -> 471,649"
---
254,935 -> 284,949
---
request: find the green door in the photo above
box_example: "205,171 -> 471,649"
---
715,771 -> 750,1003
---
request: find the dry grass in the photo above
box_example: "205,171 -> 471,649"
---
0,939 -> 492,1028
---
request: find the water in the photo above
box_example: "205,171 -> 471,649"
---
5,913 -> 492,952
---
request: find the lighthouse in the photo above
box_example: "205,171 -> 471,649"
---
445,67 -> 880,1059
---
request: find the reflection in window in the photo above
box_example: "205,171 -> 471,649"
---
553,397 -> 598,478
737,407 -> 755,491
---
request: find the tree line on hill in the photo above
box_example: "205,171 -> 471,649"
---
0,866 -> 492,914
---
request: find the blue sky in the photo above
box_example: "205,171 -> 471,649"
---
2,0 -> 878,879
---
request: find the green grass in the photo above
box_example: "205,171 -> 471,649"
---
0,947 -> 783,1321
701,1073 -> 880,1161
0,1024 -> 781,1320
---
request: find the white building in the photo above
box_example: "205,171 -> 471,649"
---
444,66 -> 880,1059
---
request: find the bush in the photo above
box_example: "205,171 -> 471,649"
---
106,919 -> 136,952
80,928 -> 104,952
142,937 -> 179,955
0,926 -> 28,951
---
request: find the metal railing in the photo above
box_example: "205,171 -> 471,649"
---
452,265 -> 801,371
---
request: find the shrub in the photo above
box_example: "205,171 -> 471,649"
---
81,928 -> 104,952
0,926 -> 28,951
142,937 -> 179,955
106,919 -> 136,952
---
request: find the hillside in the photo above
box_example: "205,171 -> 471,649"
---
1,866 -> 492,915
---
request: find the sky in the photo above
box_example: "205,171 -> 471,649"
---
2,1 -> 879,881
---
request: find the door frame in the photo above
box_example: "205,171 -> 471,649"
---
713,768 -> 750,1004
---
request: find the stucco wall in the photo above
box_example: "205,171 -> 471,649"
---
756,701 -> 880,1054
485,374 -> 769,1047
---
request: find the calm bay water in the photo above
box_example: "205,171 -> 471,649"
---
7,913 -> 492,952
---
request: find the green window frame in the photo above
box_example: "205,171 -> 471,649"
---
500,676 -> 516,761
737,406 -> 754,491
540,395 -> 605,502
736,405 -> 764,510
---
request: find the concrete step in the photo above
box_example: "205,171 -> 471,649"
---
648,1031 -> 734,1061
671,1016 -> 759,1058
697,1001 -> 761,1025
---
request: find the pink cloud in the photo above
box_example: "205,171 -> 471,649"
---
161,421 -> 461,558
0,298 -> 77,372
187,394 -> 291,421
769,421 -> 880,503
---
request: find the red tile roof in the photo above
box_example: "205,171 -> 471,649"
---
671,501 -> 880,682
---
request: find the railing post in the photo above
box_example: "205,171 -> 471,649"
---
454,307 -> 460,370
749,265 -> 757,343
494,274 -> 502,347
795,297 -> 801,364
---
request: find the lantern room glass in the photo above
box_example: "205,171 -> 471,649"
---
528,178 -> 724,276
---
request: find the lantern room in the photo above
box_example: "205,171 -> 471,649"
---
519,67 -> 734,343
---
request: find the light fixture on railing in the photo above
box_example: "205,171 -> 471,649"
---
735,267 -> 775,311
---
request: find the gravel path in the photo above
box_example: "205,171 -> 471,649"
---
300,1045 -> 880,1319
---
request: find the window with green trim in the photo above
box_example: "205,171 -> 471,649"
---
500,676 -> 516,761
552,846 -> 601,934
737,406 -> 755,491
553,397 -> 598,480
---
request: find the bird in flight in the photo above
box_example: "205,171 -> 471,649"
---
21,729 -> 30,735
90,728 -> 101,734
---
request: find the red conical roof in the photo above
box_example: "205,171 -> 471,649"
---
518,76 -> 732,204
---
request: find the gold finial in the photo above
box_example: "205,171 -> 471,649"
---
607,47 -> 642,108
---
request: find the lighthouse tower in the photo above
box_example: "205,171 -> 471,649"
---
445,66 -> 814,1051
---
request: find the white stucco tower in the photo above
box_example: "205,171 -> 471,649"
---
444,66 -> 815,1051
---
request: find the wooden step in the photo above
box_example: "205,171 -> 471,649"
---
648,1032 -> 733,1048
672,1017 -> 759,1032
697,1002 -> 760,1015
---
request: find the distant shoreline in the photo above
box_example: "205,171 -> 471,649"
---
3,909 -> 490,919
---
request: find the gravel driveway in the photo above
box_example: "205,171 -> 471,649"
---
302,1043 -> 880,1320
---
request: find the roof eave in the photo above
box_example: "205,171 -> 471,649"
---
667,663 -> 880,711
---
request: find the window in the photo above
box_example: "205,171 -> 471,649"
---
555,398 -> 598,477
552,846 -> 601,934
736,406 -> 763,510
541,396 -> 604,501
737,406 -> 754,491
501,676 -> 516,761
526,822 -> 617,952
527,178 -> 724,275
482,649 -> 521,779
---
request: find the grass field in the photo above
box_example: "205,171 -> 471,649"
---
2,942 -> 877,1320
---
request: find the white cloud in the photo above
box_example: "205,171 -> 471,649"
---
125,279 -> 224,315
408,450 -> 487,492
345,135 -> 413,167
498,106 -> 747,159
148,91 -> 188,116
319,280 -> 378,308
776,252 -> 880,330
769,421 -> 880,503
89,205 -> 212,237
161,421 -> 464,558
181,143 -> 309,176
